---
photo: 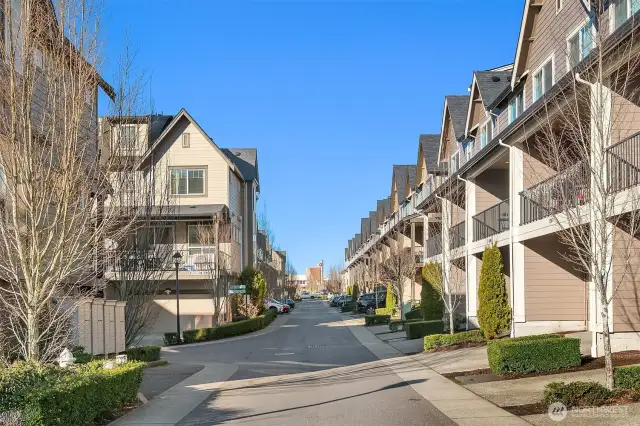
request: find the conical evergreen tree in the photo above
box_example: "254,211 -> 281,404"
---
477,244 -> 511,340
421,263 -> 444,320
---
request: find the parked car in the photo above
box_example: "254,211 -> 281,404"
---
281,303 -> 290,314
300,292 -> 311,300
357,292 -> 386,314
339,295 -> 353,307
265,299 -> 284,314
282,299 -> 295,309
330,295 -> 343,307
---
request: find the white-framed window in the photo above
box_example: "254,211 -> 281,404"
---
612,0 -> 640,30
182,133 -> 190,148
450,151 -> 459,173
137,225 -> 174,247
533,56 -> 554,102
556,0 -> 563,13
479,122 -> 489,148
120,125 -> 137,151
508,90 -> 524,124
567,19 -> 594,70
187,224 -> 215,255
170,168 -> 205,195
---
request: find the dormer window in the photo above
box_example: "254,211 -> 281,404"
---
508,90 -> 524,124
479,122 -> 490,149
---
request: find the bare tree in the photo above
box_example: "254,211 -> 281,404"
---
0,0 -> 145,362
380,229 -> 416,319
522,2 -> 640,388
285,260 -> 297,297
326,265 -> 343,293
257,204 -> 277,249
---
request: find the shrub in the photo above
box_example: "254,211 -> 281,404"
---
543,381 -> 613,408
477,244 -> 511,340
176,310 -> 277,344
404,309 -> 422,320
126,346 -> 161,362
182,328 -> 209,344
0,361 -> 144,425
421,263 -> 445,320
488,336 -> 580,374
163,332 -> 180,346
385,285 -> 396,311
405,320 -> 444,340
424,329 -> 486,351
376,307 -> 398,316
614,365 -> 640,389
71,346 -> 93,364
365,314 -> 391,326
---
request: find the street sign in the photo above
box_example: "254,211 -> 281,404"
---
228,289 -> 246,295
229,284 -> 246,290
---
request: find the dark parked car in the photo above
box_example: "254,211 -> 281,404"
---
282,299 -> 295,309
330,295 -> 343,307
357,292 -> 386,314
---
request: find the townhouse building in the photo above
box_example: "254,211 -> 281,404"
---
256,229 -> 287,297
344,0 -> 640,357
100,109 -> 264,335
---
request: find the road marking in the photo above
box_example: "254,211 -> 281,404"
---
281,324 -> 299,328
274,352 -> 294,356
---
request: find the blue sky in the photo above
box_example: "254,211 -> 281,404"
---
99,0 -> 523,275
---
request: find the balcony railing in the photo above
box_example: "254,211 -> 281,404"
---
426,234 -> 442,257
520,161 -> 589,225
473,199 -> 509,241
414,247 -> 424,264
607,132 -> 640,193
106,247 -> 228,275
450,221 -> 465,249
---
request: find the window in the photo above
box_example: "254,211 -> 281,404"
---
170,168 -> 205,195
556,0 -> 563,13
450,151 -> 459,173
613,0 -> 639,30
137,226 -> 174,247
188,224 -> 215,255
120,125 -> 136,151
533,58 -> 553,102
464,140 -> 474,161
479,123 -> 489,148
567,20 -> 594,70
182,133 -> 190,148
508,90 -> 524,124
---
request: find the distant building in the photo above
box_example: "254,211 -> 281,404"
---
306,264 -> 324,292
290,274 -> 307,290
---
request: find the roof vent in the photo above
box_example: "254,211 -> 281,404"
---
492,76 -> 501,82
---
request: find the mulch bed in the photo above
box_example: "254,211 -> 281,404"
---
426,342 -> 487,353
502,390 -> 640,416
443,351 -> 640,383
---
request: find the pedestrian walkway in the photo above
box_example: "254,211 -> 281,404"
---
342,314 -> 528,426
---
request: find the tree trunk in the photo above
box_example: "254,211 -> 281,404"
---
26,307 -> 39,362
600,292 -> 614,389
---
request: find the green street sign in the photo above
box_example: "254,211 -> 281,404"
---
228,289 -> 247,294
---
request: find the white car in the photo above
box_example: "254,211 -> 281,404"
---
265,300 -> 284,313
300,292 -> 311,300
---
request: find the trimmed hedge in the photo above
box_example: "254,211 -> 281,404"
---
405,320 -> 444,340
543,381 -> 613,408
126,345 -> 161,362
163,332 -> 180,346
376,307 -> 398,316
341,302 -> 356,313
365,314 -> 391,326
0,361 -> 144,425
170,310 -> 277,346
421,263 -> 445,320
488,335 -> 580,374
614,365 -> 640,389
424,329 -> 486,351
404,309 -> 422,320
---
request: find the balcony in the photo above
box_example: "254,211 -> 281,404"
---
426,234 -> 442,257
450,221 -> 465,249
414,247 -> 425,265
520,161 -> 589,225
607,132 -> 640,193
473,199 -> 509,241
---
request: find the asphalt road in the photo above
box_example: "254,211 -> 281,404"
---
167,300 -> 454,425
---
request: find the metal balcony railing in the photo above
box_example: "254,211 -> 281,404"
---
473,199 -> 509,241
450,221 -> 465,249
607,131 -> 640,193
520,161 -> 589,225
426,234 -> 442,257
106,247 -> 229,275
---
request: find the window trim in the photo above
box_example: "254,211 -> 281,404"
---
566,18 -> 595,72
169,166 -> 207,196
450,150 -> 460,173
508,89 -> 525,124
532,54 -> 555,103
556,0 -> 563,14
182,133 -> 190,148
119,124 -> 138,152
479,120 -> 490,149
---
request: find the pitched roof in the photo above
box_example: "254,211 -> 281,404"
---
361,217 -> 370,239
369,211 -> 377,233
393,165 -> 413,203
407,166 -> 417,192
377,197 -> 391,219
148,114 -> 174,147
419,134 -> 446,173
475,70 -> 512,108
222,148 -> 259,184
445,95 -> 470,140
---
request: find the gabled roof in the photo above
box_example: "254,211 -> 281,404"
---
511,0 -> 540,88
138,109 -> 239,176
369,211 -> 378,234
475,69 -> 512,108
222,148 -> 260,187
446,96 -> 470,140
148,114 -> 174,146
406,166 -> 417,193
377,197 -> 390,222
419,134 -> 446,174
392,165 -> 413,203
361,217 -> 370,240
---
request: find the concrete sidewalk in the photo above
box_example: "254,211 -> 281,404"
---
342,314 -> 528,425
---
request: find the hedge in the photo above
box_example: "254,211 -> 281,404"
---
126,346 -> 161,362
364,315 -> 391,326
543,381 -> 613,408
404,309 -> 422,320
170,310 -> 277,346
614,365 -> 640,389
163,332 -> 180,346
405,320 -> 444,340
488,335 -> 581,374
0,361 -> 144,426
341,302 -> 357,313
421,263 -> 445,320
376,307 -> 398,316
424,329 -> 486,351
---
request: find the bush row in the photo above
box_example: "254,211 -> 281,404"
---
126,346 -> 161,362
364,314 -> 391,326
488,334 -> 581,374
404,309 -> 422,320
375,307 -> 397,316
166,310 -> 277,346
405,320 -> 444,340
423,329 -> 485,351
0,360 -> 144,425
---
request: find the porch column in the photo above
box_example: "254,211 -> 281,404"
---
511,142 -> 526,332
465,179 -> 478,328
410,222 -> 416,302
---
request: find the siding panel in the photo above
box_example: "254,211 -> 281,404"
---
612,225 -> 640,332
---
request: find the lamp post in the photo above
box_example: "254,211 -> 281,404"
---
173,251 -> 183,344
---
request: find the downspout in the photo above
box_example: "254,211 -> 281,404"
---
498,138 -> 516,337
